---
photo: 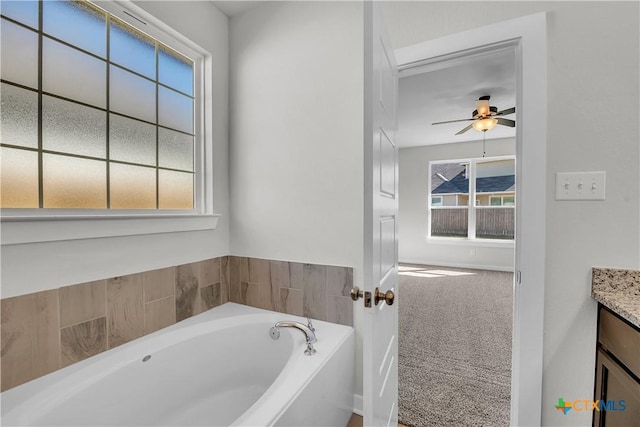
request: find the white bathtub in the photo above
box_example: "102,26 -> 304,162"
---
1,303 -> 355,426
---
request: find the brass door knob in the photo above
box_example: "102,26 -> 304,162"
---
350,286 -> 363,301
374,287 -> 394,306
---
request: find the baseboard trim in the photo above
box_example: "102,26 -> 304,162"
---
353,394 -> 363,416
399,258 -> 514,273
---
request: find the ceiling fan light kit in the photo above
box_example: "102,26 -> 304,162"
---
472,117 -> 498,132
475,99 -> 491,117
431,95 -> 516,135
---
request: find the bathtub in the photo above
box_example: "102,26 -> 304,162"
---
1,303 -> 355,426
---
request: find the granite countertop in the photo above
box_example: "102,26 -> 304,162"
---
592,267 -> 640,328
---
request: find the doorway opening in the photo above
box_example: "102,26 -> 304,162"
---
395,45 -> 516,426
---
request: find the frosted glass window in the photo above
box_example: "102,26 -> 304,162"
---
1,1 -> 201,213
43,37 -> 106,108
1,83 -> 38,148
159,47 -> 193,96
0,1 -> 39,29
43,154 -> 106,208
110,163 -> 156,209
43,0 -> 106,57
159,128 -> 193,171
1,19 -> 38,88
110,66 -> 156,123
159,170 -> 193,209
158,87 -> 193,134
110,19 -> 155,79
0,147 -> 39,208
43,95 -> 106,158
109,114 -> 156,166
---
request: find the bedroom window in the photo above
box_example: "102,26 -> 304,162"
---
429,156 -> 515,241
0,0 -> 205,212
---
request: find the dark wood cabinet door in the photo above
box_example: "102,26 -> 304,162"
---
593,349 -> 640,427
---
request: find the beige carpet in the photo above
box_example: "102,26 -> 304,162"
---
398,265 -> 513,427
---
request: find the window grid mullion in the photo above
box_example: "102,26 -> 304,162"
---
33,28 -> 196,100
37,0 -> 44,208
155,41 -> 160,209
3,84 -> 195,137
468,160 -> 477,240
108,61 -> 195,100
0,14 -> 36,33
106,13 -> 111,209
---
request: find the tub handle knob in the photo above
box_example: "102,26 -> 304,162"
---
304,343 -> 316,356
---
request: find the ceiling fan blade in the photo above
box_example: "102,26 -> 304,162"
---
497,118 -> 516,127
495,107 -> 516,116
432,118 -> 474,125
455,123 -> 474,135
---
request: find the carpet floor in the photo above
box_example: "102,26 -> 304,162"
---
397,265 -> 513,427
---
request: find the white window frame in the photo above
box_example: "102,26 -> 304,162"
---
427,155 -> 515,246
0,0 -> 219,245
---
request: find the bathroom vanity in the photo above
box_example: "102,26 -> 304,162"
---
591,268 -> 640,427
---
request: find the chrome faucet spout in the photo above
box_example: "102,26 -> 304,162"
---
273,320 -> 317,344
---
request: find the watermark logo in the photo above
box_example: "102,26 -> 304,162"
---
555,397 -> 626,415
555,398 -> 572,415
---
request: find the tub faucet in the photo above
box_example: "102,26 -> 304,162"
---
269,320 -> 317,355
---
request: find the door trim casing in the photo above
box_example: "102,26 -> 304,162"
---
394,12 -> 547,427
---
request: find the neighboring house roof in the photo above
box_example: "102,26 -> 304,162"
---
432,171 -> 515,194
430,163 -> 466,191
477,175 -> 516,193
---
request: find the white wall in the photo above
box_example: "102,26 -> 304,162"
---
0,1 -> 230,298
384,2 -> 639,426
228,0 -> 364,395
399,138 -> 515,270
229,1 -> 364,278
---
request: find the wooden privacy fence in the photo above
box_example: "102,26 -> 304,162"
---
476,207 -> 515,239
431,207 -> 515,239
431,208 -> 468,237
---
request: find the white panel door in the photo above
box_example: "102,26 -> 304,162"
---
363,2 -> 399,426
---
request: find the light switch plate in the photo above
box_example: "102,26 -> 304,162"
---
555,171 -> 606,200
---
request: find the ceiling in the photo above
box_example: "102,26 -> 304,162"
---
397,48 -> 516,148
210,1 -> 516,148
211,1 -> 262,18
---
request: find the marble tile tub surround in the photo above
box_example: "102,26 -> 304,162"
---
1,257 -> 226,392
227,256 -> 354,327
592,267 -> 640,328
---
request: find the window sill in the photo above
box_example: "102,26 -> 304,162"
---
426,236 -> 515,248
0,213 -> 221,245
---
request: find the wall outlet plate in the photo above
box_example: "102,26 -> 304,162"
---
555,171 -> 606,200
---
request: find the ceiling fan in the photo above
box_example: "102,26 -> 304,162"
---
432,95 -> 516,135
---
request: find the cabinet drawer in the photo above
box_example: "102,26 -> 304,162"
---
599,307 -> 640,378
